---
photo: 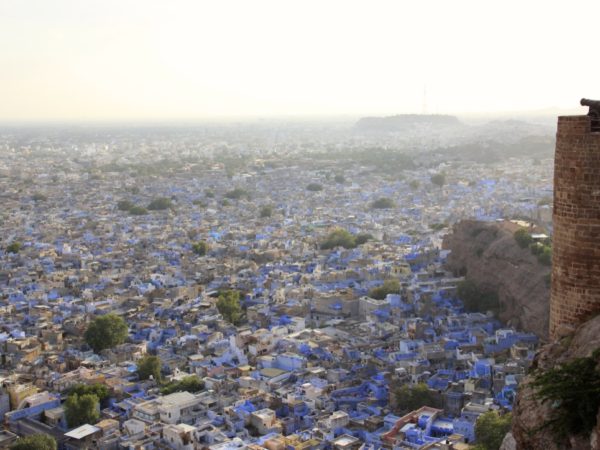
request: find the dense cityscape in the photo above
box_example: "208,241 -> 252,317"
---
0,118 -> 556,449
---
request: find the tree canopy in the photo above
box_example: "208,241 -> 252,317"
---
514,228 -> 533,248
11,434 -> 57,450
260,205 -> 273,218
216,290 -> 242,325
64,393 -> 100,428
68,383 -> 109,402
320,229 -> 372,250
430,173 -> 446,187
457,280 -> 500,313
369,279 -> 401,300
192,241 -> 209,256
137,355 -> 162,382
306,183 -> 323,192
395,383 -> 439,414
224,188 -> 249,200
474,411 -> 512,450
370,197 -> 395,209
147,197 -> 173,210
6,241 -> 22,254
84,313 -> 128,354
160,375 -> 205,395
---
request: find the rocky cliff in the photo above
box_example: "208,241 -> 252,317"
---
443,220 -> 550,339
512,315 -> 600,449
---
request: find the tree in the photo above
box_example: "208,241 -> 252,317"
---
355,233 -> 373,246
11,434 -> 57,450
147,197 -> 173,210
128,206 -> 148,215
514,228 -> 533,248
430,173 -> 445,187
370,197 -> 395,209
306,183 -> 323,192
160,375 -> 205,395
457,280 -> 499,313
474,411 -> 512,450
528,350 -> 600,441
117,199 -> 135,211
192,241 -> 209,256
31,192 -> 47,202
320,228 -> 356,250
409,180 -> 420,189
334,174 -> 345,184
224,188 -> 249,200
64,393 -> 100,428
137,355 -> 162,382
369,279 -> 401,300
217,290 -> 242,325
260,205 -> 273,218
395,383 -> 438,414
69,383 -> 109,402
84,313 -> 128,353
6,241 -> 22,254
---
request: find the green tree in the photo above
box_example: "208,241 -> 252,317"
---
474,411 -> 512,450
369,279 -> 401,300
147,197 -> 173,210
137,355 -> 162,382
84,314 -> 128,354
528,350 -> 600,441
514,228 -> 533,248
457,279 -> 499,313
216,290 -> 242,325
260,205 -> 273,218
354,233 -> 373,246
224,188 -> 249,200
117,199 -> 135,211
306,183 -> 323,192
409,180 -> 420,189
192,241 -> 209,256
69,383 -> 109,402
370,197 -> 395,209
6,241 -> 22,254
64,393 -> 100,428
128,205 -> 148,215
32,192 -> 48,202
11,434 -> 57,450
320,228 -> 356,250
160,376 -> 205,395
395,383 -> 439,414
334,174 -> 345,184
430,173 -> 446,187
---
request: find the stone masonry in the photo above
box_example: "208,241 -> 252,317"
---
550,115 -> 600,339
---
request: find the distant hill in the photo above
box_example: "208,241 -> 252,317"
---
354,114 -> 462,132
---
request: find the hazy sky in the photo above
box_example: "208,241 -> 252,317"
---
1,0 -> 599,121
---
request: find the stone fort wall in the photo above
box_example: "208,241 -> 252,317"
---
550,115 -> 600,338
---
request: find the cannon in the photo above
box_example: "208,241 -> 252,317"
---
581,98 -> 600,131
581,98 -> 600,115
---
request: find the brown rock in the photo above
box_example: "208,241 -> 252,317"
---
443,220 -> 551,339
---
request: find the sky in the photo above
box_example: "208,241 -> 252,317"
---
1,0 -> 599,121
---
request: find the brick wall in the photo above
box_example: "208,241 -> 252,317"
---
550,115 -> 600,339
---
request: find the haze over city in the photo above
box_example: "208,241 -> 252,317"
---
1,0 -> 599,122
2,2 -> 600,450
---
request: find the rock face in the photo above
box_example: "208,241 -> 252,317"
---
512,314 -> 600,449
443,220 -> 550,339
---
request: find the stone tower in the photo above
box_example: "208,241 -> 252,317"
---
550,101 -> 600,339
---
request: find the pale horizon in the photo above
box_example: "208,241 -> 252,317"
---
1,0 -> 599,122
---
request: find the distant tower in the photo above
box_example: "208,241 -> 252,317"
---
550,99 -> 600,339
